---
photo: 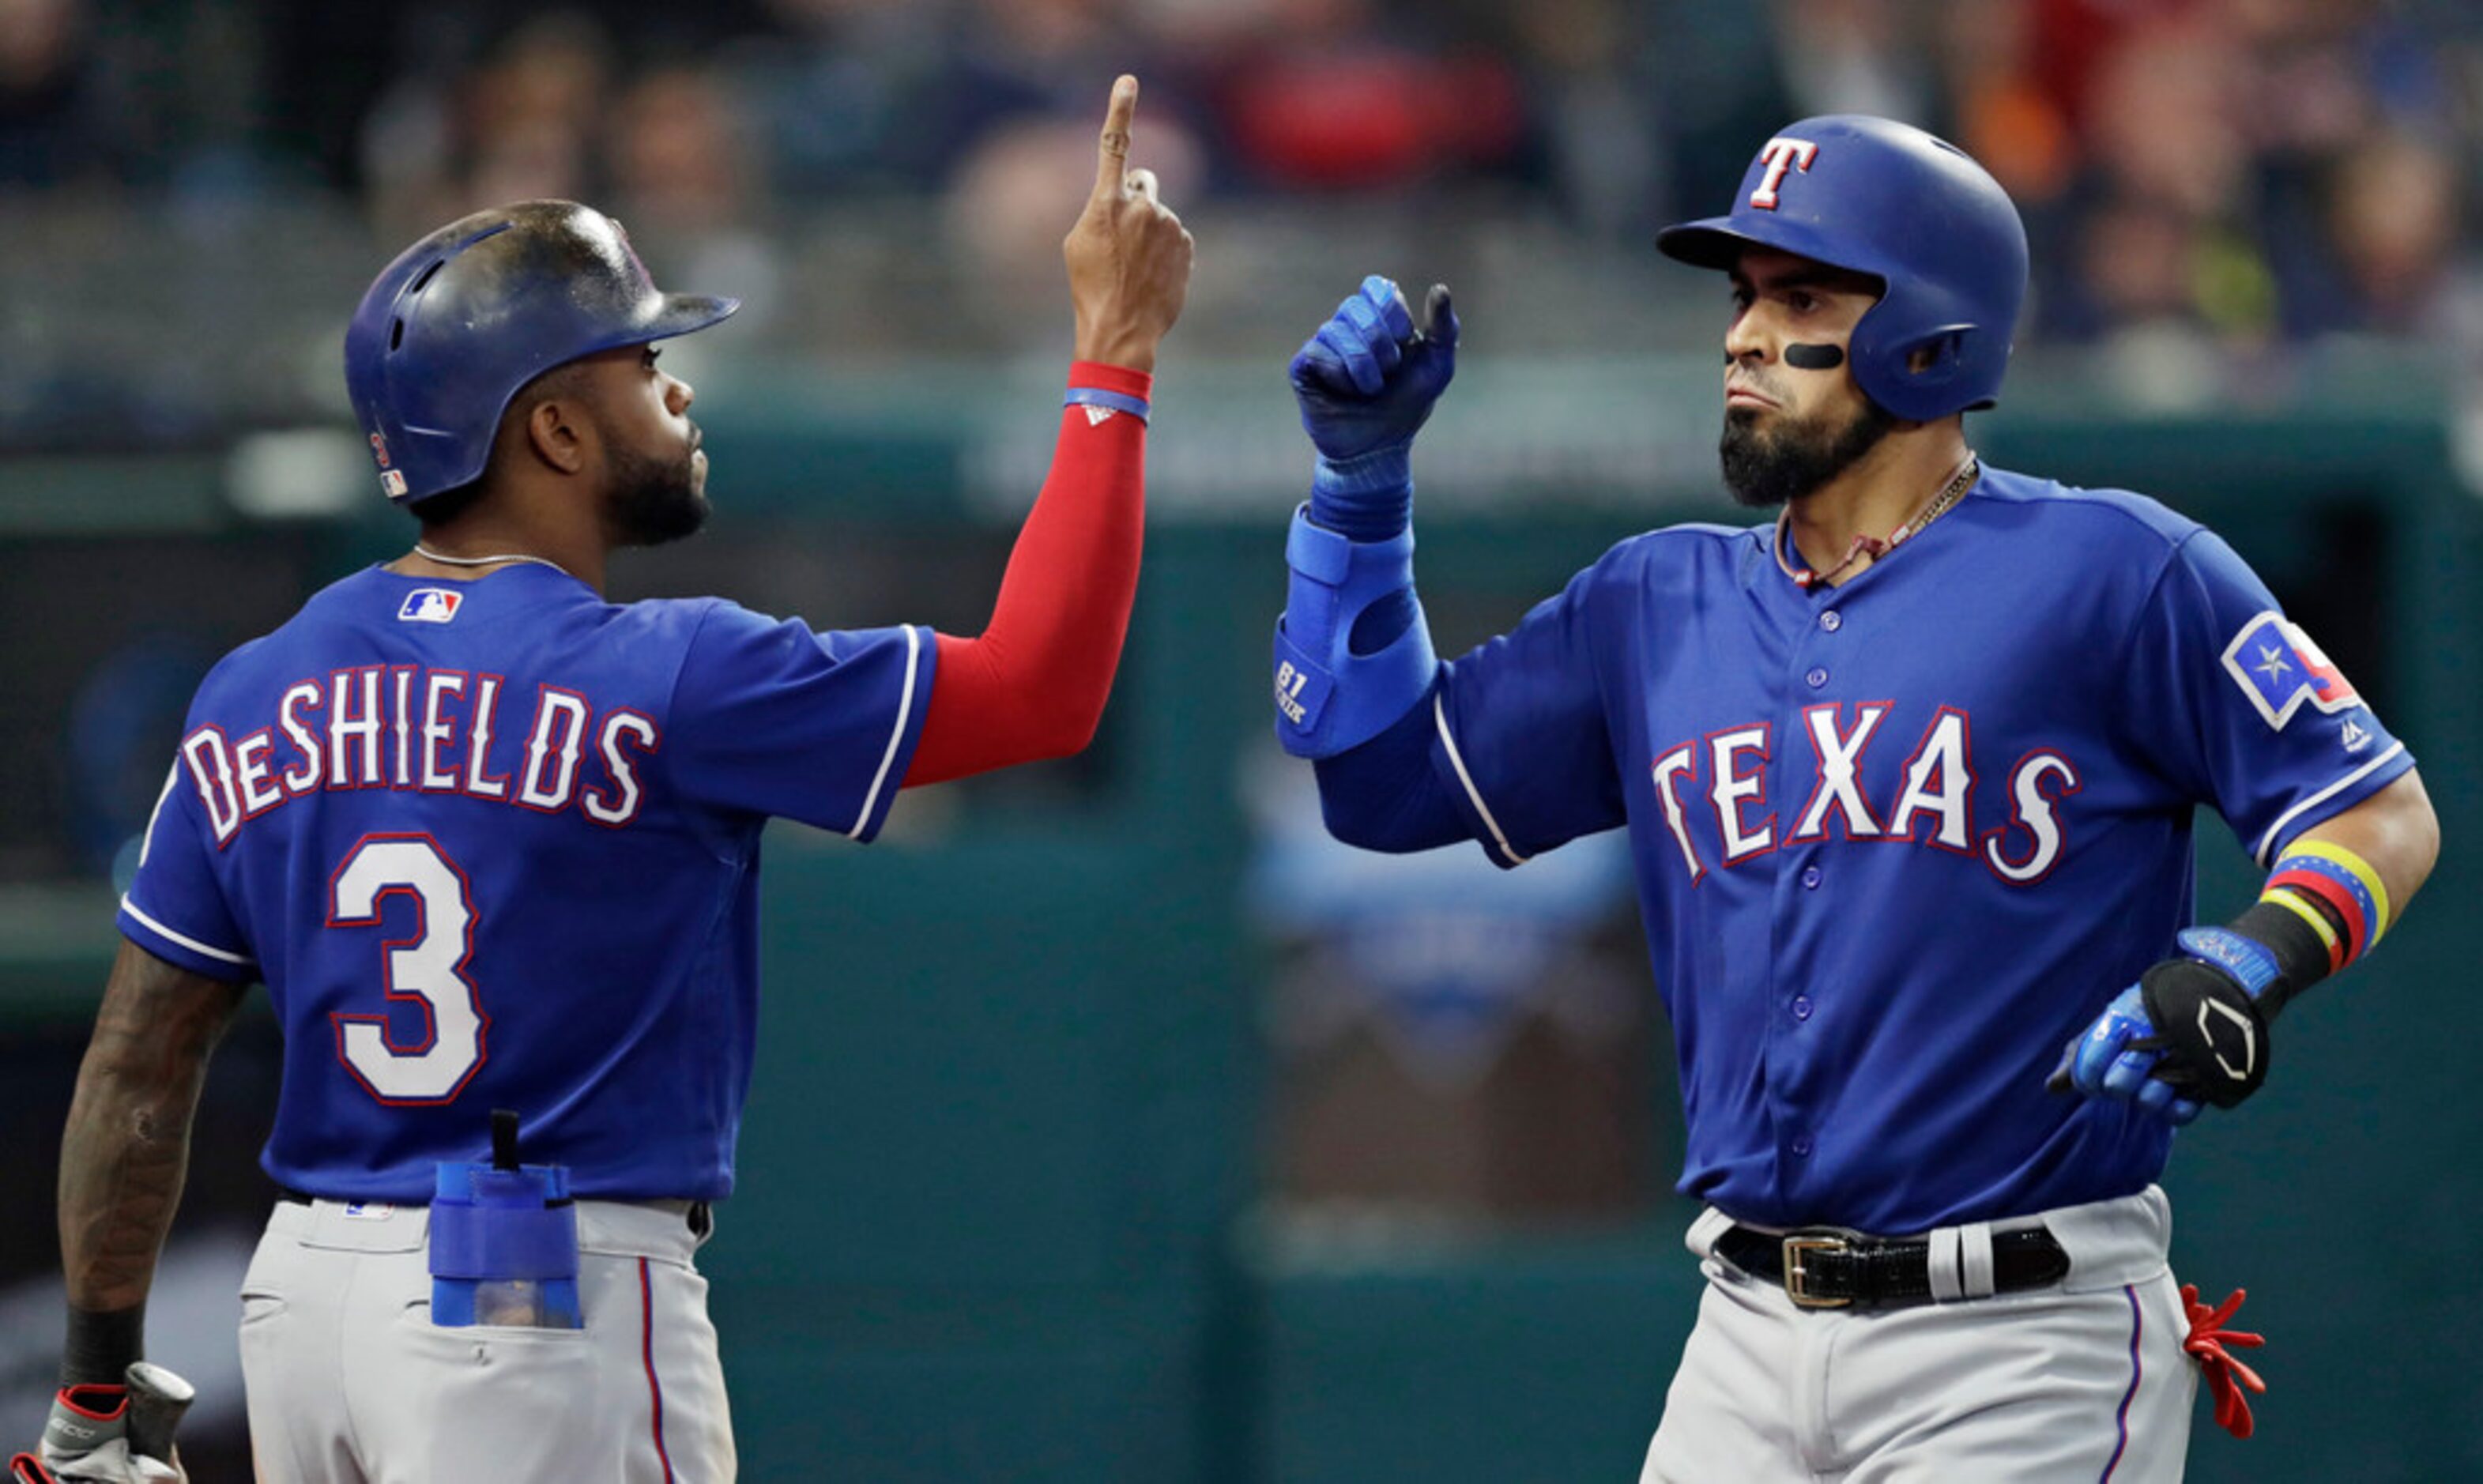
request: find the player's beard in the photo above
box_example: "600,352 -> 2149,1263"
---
1719,395 -> 1897,509
602,439 -> 708,547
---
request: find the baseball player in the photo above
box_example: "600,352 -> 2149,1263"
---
1272,115 -> 2438,1480
14,74 -> 1189,1484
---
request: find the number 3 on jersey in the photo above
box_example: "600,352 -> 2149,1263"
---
327,834 -> 488,1103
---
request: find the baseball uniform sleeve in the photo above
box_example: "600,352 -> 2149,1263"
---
1428,561 -> 1626,868
666,603 -> 937,841
2119,529 -> 2414,865
118,762 -> 258,981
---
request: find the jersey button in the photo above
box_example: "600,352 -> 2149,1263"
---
1819,610 -> 1842,632
1791,1134 -> 1814,1157
1801,865 -> 1822,889
1805,666 -> 1829,688
1792,995 -> 1813,1021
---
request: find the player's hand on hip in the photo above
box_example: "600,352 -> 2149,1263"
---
1289,277 -> 1460,465
1064,74 -> 1195,375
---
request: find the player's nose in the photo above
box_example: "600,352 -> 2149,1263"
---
667,375 -> 695,416
1724,307 -> 1772,365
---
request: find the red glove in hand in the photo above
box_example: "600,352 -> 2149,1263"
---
2181,1284 -> 2268,1439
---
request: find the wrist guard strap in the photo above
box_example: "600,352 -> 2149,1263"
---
60,1305 -> 142,1388
1273,505 -> 1436,759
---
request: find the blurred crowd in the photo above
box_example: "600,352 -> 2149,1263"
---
0,0 -> 2477,435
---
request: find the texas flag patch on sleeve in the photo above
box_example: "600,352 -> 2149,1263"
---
398,588 -> 464,624
2221,610 -> 2360,729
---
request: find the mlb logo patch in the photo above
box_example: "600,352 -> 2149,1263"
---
399,588 -> 463,624
2221,610 -> 2359,729
380,469 -> 408,499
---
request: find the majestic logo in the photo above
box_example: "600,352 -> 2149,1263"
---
398,588 -> 463,624
1750,137 -> 1819,210
2220,611 -> 2360,729
2341,718 -> 2371,752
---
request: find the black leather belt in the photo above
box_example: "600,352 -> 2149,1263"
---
1714,1223 -> 2070,1310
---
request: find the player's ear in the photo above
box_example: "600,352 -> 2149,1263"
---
520,390 -> 593,476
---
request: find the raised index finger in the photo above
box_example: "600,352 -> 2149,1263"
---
1091,74 -> 1139,205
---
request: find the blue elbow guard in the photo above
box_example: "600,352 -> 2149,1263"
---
1273,503 -> 1437,758
429,1160 -> 583,1329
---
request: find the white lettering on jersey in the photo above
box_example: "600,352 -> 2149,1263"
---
420,672 -> 467,791
330,667 -> 383,787
517,687 -> 590,811
583,710 -> 660,827
1983,751 -> 2082,883
1650,743 -> 1705,883
277,681 -> 323,795
233,730 -> 283,817
390,666 -> 417,788
188,666 -> 669,843
1889,707 -> 1974,853
1749,137 -> 1818,210
1708,725 -> 1776,864
1792,702 -> 1890,841
330,834 -> 485,1104
465,675 -> 511,799
182,729 -> 243,846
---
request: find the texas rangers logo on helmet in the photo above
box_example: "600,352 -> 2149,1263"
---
1749,137 -> 1819,209
2219,610 -> 2361,729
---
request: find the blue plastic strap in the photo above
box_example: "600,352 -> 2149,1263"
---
1064,386 -> 1150,424
2176,925 -> 2282,1000
1272,504 -> 1437,759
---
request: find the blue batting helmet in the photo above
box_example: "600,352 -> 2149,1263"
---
1656,115 -> 2027,423
345,200 -> 740,506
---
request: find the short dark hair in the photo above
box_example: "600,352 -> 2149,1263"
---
401,358 -> 601,527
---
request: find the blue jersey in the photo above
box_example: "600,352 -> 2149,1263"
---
119,563 -> 935,1202
1420,466 -> 2411,1233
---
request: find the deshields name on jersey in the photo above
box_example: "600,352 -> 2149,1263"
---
175,665 -> 659,843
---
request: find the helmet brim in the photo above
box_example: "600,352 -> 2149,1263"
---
645,292 -> 740,341
1654,219 -> 1754,270
1656,217 -> 1886,288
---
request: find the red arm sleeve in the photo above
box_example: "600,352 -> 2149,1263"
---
903,362 -> 1151,787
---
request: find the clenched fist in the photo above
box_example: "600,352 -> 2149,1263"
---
1065,75 -> 1195,373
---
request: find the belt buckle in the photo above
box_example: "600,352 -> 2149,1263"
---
1780,1231 -> 1855,1309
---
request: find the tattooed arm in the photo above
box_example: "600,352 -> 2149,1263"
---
54,941 -> 249,1383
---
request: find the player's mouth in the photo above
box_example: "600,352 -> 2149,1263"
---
1725,382 -> 1779,409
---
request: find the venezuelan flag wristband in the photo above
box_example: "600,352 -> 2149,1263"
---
2264,840 -> 2391,974
2196,840 -> 2391,1018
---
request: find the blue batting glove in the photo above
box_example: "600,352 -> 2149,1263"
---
1289,277 -> 1459,541
2051,985 -> 2204,1124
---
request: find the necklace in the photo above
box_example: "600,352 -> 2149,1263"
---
1777,453 -> 1980,591
412,543 -> 572,578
